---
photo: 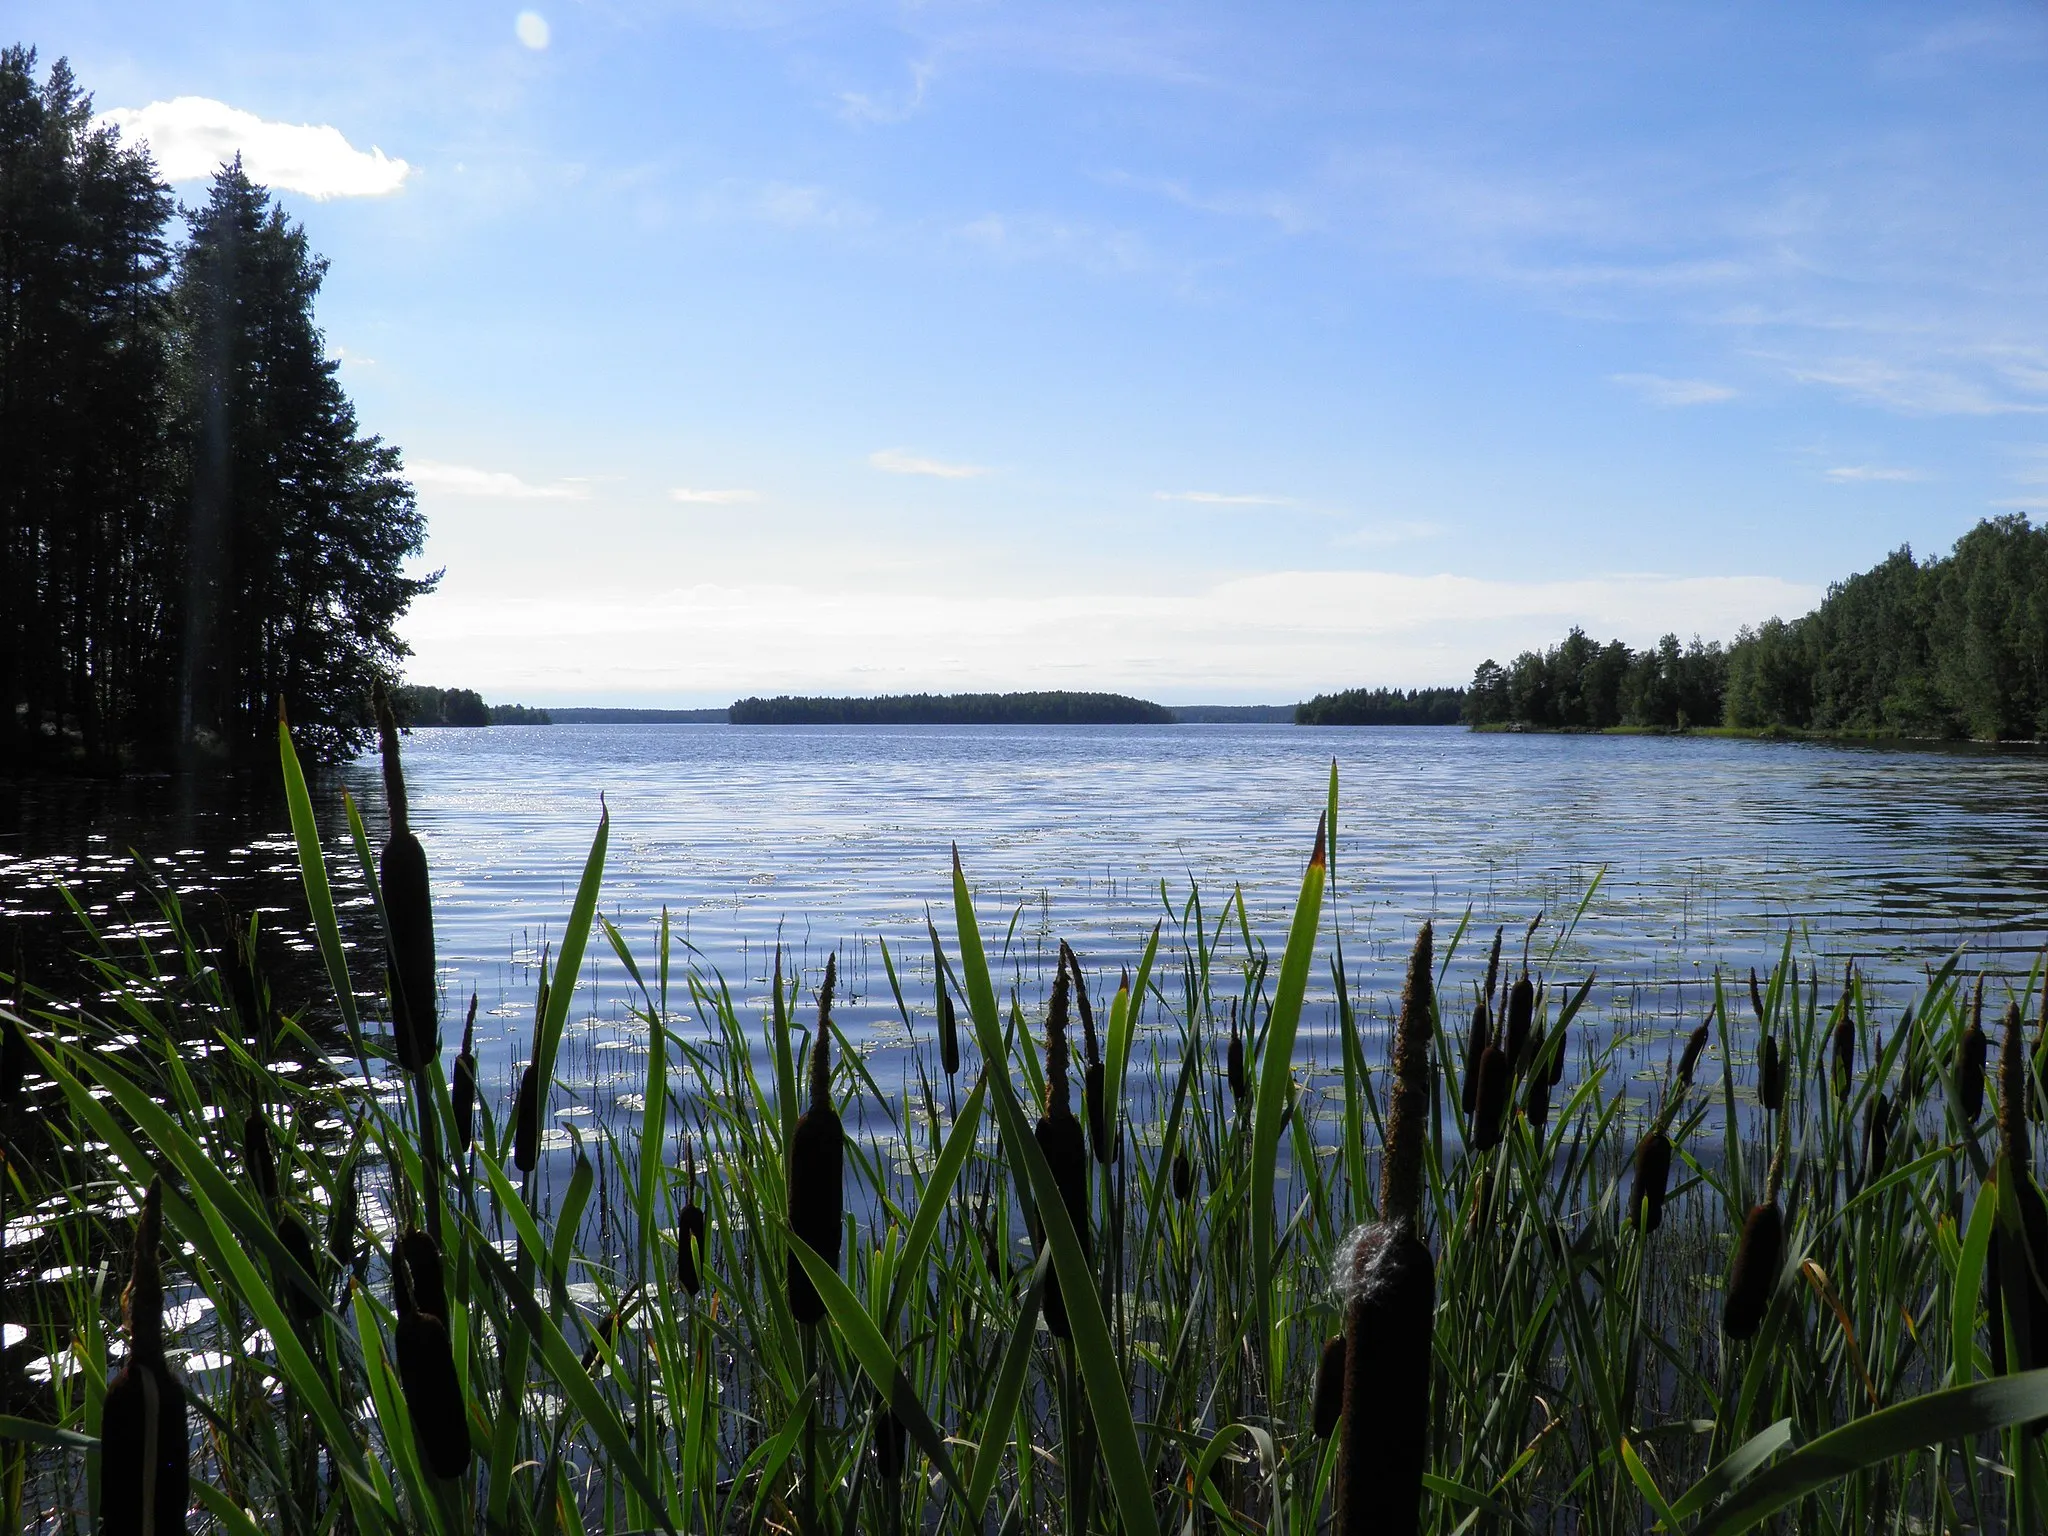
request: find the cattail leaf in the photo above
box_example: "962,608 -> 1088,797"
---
471,1145 -> 556,1277
952,849 -> 1161,1536
1250,816 -> 1327,1391
350,1283 -> 445,1523
192,1479 -> 275,1536
1954,1181 -> 1999,1384
277,715 -> 362,1048
535,806 -> 610,1106
1620,1436 -> 1681,1531
784,1228 -> 970,1505
1689,1369 -> 2048,1536
0,1416 -> 95,1451
1108,922 -> 1161,1138
470,1236 -> 680,1534
1188,1421 -> 1275,1516
964,1250 -> 1047,1517
882,1073 -> 987,1334
549,1147 -> 596,1313
1666,1419 -> 1793,1522
876,934 -> 914,1033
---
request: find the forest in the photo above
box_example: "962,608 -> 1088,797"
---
0,49 -> 431,771
1465,514 -> 2048,740
1294,686 -> 1466,726
728,691 -> 1176,724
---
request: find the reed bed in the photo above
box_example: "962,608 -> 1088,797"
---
0,723 -> 2046,1533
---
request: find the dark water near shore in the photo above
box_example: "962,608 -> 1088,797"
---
6,726 -> 2048,1124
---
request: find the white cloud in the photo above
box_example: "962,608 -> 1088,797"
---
400,566 -> 1823,699
97,98 -> 409,200
1825,465 -> 1925,483
1154,491 -> 1292,505
670,487 -> 762,504
1780,356 -> 2048,417
410,461 -> 589,500
516,12 -> 551,49
1610,373 -> 1738,406
869,449 -> 988,479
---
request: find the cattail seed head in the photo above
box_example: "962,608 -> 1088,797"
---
242,1112 -> 278,1205
329,1163 -> 361,1280
676,1199 -> 708,1296
1524,1053 -> 1552,1133
1749,966 -> 1766,1024
392,1228 -> 470,1477
1482,928 -> 1503,1020
1172,1147 -> 1193,1204
1677,1019 -> 1710,1089
1226,1008 -> 1249,1106
103,1177 -> 190,1536
1311,1332 -> 1345,1439
1337,1220 -> 1434,1536
1830,984 -> 1855,1099
277,1209 -> 321,1327
1505,972 -> 1534,1073
2002,1001 -> 2029,1173
1724,1200 -> 1783,1340
1381,924 -> 1435,1224
375,686 -> 437,1076
788,956 -> 845,1327
1996,1176 -> 2048,1374
451,991 -> 478,1153
1460,997 -> 1489,1116
1034,956 -> 1089,1338
1959,979 -> 1988,1123
1470,1046 -> 1509,1152
938,990 -> 960,1078
1546,1008 -> 1569,1088
514,1062 -> 541,1174
1630,1131 -> 1672,1231
1759,1034 -> 1784,1113
1863,1093 -> 1891,1187
873,1397 -> 907,1479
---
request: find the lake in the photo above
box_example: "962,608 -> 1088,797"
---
7,724 -> 2046,1100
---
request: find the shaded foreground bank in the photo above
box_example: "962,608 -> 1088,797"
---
1,732 -> 2047,1532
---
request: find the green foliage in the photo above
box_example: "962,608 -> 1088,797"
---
395,686 -> 492,727
1466,626 -> 1727,729
0,49 -> 433,770
1725,515 -> 2048,739
1294,686 -> 1465,725
729,690 -> 1176,724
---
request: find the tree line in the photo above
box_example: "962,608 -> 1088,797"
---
2,48 -> 432,770
1465,514 -> 2048,739
729,691 -> 1175,725
1294,686 -> 1465,725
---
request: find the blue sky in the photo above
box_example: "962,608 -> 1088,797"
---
30,1 -> 2048,703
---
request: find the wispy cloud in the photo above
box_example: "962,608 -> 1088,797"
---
1780,356 -> 2048,417
1825,465 -> 1925,483
1154,491 -> 1292,506
670,487 -> 762,504
1332,520 -> 1441,548
700,179 -> 872,229
410,461 -> 589,500
97,98 -> 409,199
839,61 -> 933,125
1610,373 -> 1737,406
869,448 -> 988,479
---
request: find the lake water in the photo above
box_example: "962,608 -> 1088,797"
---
6,725 -> 2048,1097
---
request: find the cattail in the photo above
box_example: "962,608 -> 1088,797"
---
1995,1004 -> 2048,1373
787,956 -> 845,1327
103,1179 -> 190,1535
1504,971 -> 1534,1073
1034,957 -> 1090,1339
927,916 -> 960,1078
451,991 -> 479,1154
1723,1198 -> 1784,1340
1862,1093 -> 1890,1186
1759,1034 -> 1784,1113
1338,918 -> 1435,1536
1460,996 -> 1489,1115
872,1394 -> 906,1479
374,683 -> 438,1074
1524,1048 -> 1552,1133
1226,1004 -> 1249,1107
676,1144 -> 707,1297
1312,1332 -> 1345,1438
243,1111 -> 279,1204
1830,977 -> 1855,1098
277,1208 -> 322,1328
1172,1146 -> 1193,1203
1749,966 -> 1766,1025
1629,1131 -> 1672,1231
514,1061 -> 541,1174
1546,1006 -> 1569,1088
393,1229 -> 470,1478
1677,1019 -> 1710,1089
1958,978 -> 1988,1123
328,1162 -> 361,1282
1482,927 -> 1503,1015
1063,941 -> 1112,1163
1470,1046 -> 1509,1151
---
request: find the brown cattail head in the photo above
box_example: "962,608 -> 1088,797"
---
1759,1033 -> 1784,1113
1035,955 -> 1091,1339
1749,966 -> 1766,1024
1724,1200 -> 1784,1340
1629,1131 -> 1673,1231
1043,956 -> 1072,1118
1312,1332 -> 1346,1439
1677,1019 -> 1710,1089
872,1396 -> 907,1480
376,685 -> 437,1075
1996,1174 -> 2048,1374
396,1230 -> 450,1321
1460,996 -> 1489,1116
1482,928 -> 1503,1019
1830,980 -> 1855,1099
275,1209 -> 321,1327
677,1198 -> 708,1297
1524,1053 -> 1552,1133
329,1162 -> 361,1280
514,1061 -> 541,1174
1862,1093 -> 1891,1186
1380,923 -> 1435,1225
1337,1220 -> 1434,1536
1172,1146 -> 1193,1203
1546,1005 -> 1570,1088
1226,1004 -> 1249,1106
451,991 -> 479,1153
1504,972 -> 1534,1073
1959,979 -> 1989,1124
2002,1001 -> 2030,1173
1470,1046 -> 1509,1152
243,1112 -> 279,1205
927,914 -> 960,1077
394,1308 -> 470,1478
103,1177 -> 190,1536
788,956 -> 845,1327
